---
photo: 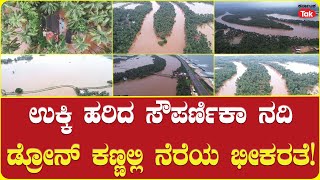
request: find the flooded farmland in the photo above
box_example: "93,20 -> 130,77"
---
2,55 -> 113,96
114,56 -> 181,96
216,12 -> 319,39
217,61 -> 247,95
128,2 -> 186,54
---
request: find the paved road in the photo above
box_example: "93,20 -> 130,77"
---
175,56 -> 210,95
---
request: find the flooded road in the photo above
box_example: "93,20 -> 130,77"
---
129,2 -> 186,54
114,56 -> 181,96
262,64 -> 289,95
216,13 -> 318,39
2,55 -> 113,96
197,23 -> 213,49
217,61 -> 247,95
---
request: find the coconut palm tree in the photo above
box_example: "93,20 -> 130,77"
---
88,12 -> 111,27
7,11 -> 27,28
89,25 -> 111,46
64,2 -> 85,20
73,35 -> 90,53
46,38 -> 68,53
40,2 -> 60,15
2,36 -> 20,53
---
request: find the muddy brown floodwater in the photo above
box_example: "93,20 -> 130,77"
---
262,64 -> 289,95
216,12 -> 319,39
217,62 -> 247,95
197,23 -> 213,49
114,56 -> 181,96
129,2 -> 186,54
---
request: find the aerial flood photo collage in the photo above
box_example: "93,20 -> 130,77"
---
1,1 -> 319,96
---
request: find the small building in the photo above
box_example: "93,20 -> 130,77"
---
45,13 -> 60,34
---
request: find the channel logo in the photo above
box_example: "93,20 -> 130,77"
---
298,8 -> 316,18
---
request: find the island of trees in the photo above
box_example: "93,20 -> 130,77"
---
175,2 -> 212,53
113,2 -> 152,53
114,55 -> 166,83
154,2 -> 176,46
236,63 -> 272,95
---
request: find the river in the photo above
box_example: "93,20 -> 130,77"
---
114,55 -> 181,96
197,23 -> 213,49
2,55 -> 113,96
128,2 -> 186,54
216,61 -> 247,95
262,64 -> 289,95
216,12 -> 318,39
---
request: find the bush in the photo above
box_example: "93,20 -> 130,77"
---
15,88 -> 23,94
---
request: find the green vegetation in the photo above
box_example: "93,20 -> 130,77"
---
222,14 -> 293,30
2,2 -> 112,54
236,63 -> 272,95
216,55 -> 319,95
114,55 -> 166,83
154,2 -> 176,45
113,2 -> 152,53
75,88 -> 110,96
215,22 -> 319,54
269,17 -> 319,28
2,55 -> 33,64
175,2 -> 212,53
266,63 -> 318,95
215,61 -> 237,91
15,88 -> 24,94
174,65 -> 191,95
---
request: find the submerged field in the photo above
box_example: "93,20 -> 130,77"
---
215,55 -> 319,96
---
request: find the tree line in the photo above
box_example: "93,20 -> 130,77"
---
174,2 -> 212,53
215,21 -> 319,54
174,65 -> 191,95
221,14 -> 293,30
113,2 -> 152,53
114,55 -> 166,83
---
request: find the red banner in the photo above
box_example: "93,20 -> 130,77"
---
1,97 -> 319,179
